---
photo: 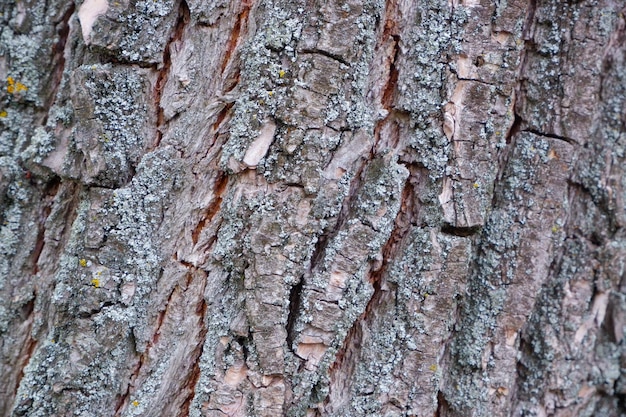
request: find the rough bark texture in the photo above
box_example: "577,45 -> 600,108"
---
1,0 -> 625,416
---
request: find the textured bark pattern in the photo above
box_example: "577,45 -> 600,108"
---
0,0 -> 625,416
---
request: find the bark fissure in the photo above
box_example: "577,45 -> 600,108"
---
380,34 -> 400,110
300,49 -> 350,66
192,172 -> 228,246
455,76 -> 499,87
30,178 -> 60,274
441,224 -> 481,237
523,128 -> 577,145
3,1 -> 625,415
153,0 -> 190,149
286,276 -> 304,353
220,2 -> 253,73
313,146 -> 376,274
178,271 -> 208,417
114,344 -> 143,416
12,296 -> 37,400
436,390 -> 451,417
44,3 -> 75,120
326,174 -> 414,404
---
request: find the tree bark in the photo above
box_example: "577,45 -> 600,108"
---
1,0 -> 625,416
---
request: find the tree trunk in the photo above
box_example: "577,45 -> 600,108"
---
1,0 -> 625,416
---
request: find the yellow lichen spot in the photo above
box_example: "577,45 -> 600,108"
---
132,400 -> 139,407
7,76 -> 15,94
267,90 -> 274,97
79,258 -> 87,267
551,225 -> 560,233
0,110 -> 6,118
91,278 -> 100,288
6,76 -> 27,94
278,69 -> 285,78
51,339 -> 55,343
473,182 -> 480,189
429,364 -> 438,372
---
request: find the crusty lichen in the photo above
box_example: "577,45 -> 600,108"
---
86,0 -> 178,64
13,144 -> 182,415
62,64 -> 154,187
219,3 -> 302,173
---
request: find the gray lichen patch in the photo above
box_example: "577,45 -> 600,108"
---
13,197 -> 137,417
324,228 -> 471,416
60,64 -> 156,187
84,147 -> 182,347
222,0 -> 382,181
219,2 -> 304,174
20,127 -> 55,169
1,32 -> 45,105
288,156 -> 408,409
0,0 -> 75,107
0,4 -> 83,413
514,230 -> 626,417
518,2 -> 607,144
0,156 -> 23,283
444,132 -> 574,413
86,0 -> 179,65
505,4 -> 626,415
0,156 -> 48,362
263,127 -> 346,195
184,0 -> 229,25
3,0 -> 626,415
12,322 -> 137,417
12,145 -> 183,416
188,264 -> 246,417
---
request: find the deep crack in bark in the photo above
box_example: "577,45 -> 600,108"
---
286,276 -> 304,353
326,171 -> 414,409
43,3 -> 75,124
192,172 -> 228,246
153,0 -> 190,149
31,177 -> 61,274
221,1 -> 253,73
179,270 -> 209,417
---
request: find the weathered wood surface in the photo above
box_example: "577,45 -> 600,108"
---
1,0 -> 625,416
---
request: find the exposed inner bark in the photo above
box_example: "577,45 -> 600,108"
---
1,0 -> 625,416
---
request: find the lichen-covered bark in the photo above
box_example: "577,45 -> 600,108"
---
0,0 -> 624,416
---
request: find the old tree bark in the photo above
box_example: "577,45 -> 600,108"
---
1,0 -> 625,416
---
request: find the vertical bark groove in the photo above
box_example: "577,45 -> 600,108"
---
2,1 -> 625,416
154,0 -> 191,149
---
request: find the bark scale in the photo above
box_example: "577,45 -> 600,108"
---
0,0 -> 625,416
